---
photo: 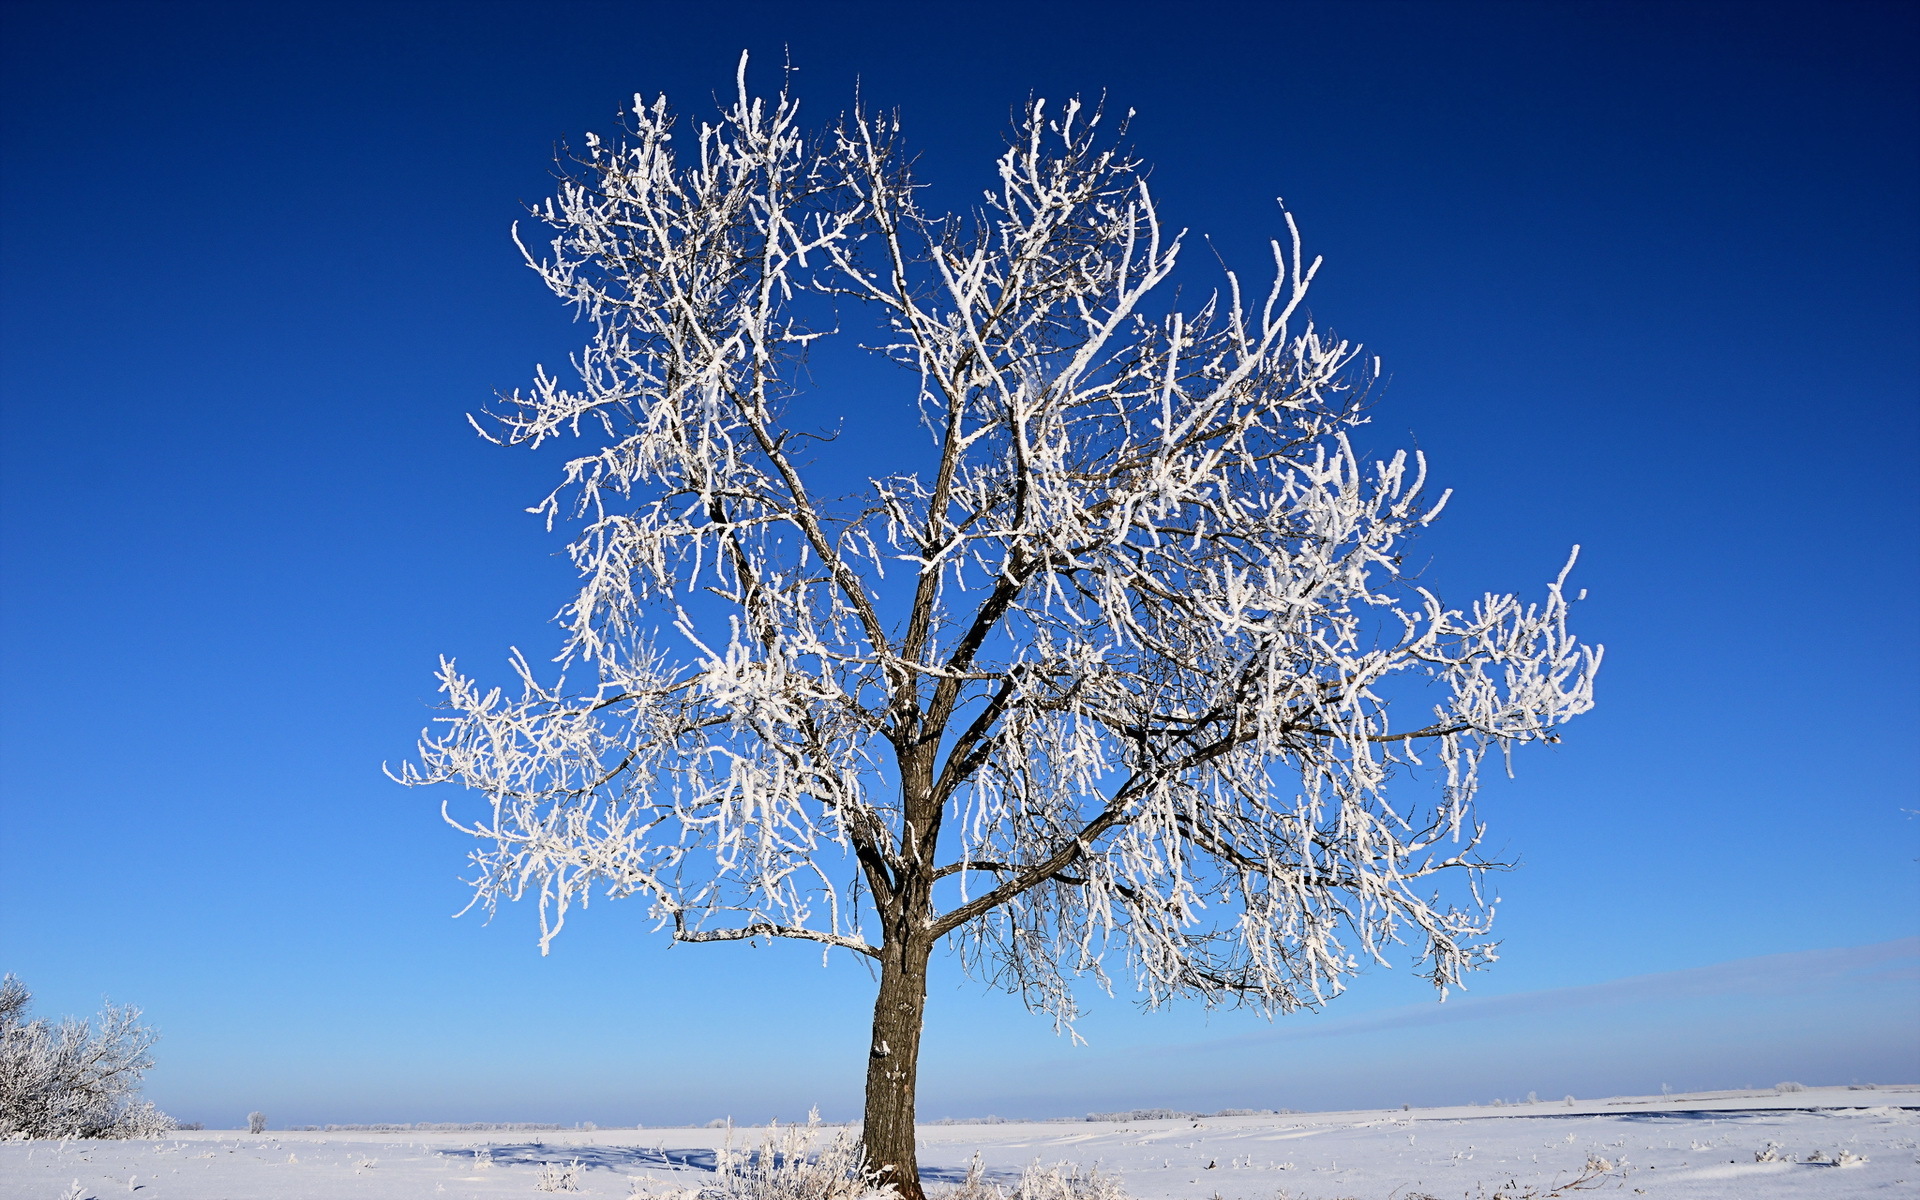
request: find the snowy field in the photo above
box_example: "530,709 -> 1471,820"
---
4,1085 -> 1913,1200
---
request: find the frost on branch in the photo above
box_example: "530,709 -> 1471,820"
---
395,57 -> 1600,1027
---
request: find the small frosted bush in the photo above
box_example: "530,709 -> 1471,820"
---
714,1113 -> 895,1200
945,1156 -> 1128,1200
536,1160 -> 582,1192
247,1111 -> 267,1134
1806,1149 -> 1867,1167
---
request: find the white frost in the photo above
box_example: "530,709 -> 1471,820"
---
393,58 -> 1601,1025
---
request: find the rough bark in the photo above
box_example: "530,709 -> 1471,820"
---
858,734 -> 943,1199
862,932 -> 932,1200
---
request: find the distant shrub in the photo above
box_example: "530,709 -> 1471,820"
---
248,1111 -> 267,1134
1775,1081 -> 1805,1093
0,975 -> 174,1139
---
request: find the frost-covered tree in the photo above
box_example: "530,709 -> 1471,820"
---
395,56 -> 1598,1199
0,976 -> 174,1139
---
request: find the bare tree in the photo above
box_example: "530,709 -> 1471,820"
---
395,55 -> 1599,1200
0,976 -> 174,1139
248,1109 -> 267,1134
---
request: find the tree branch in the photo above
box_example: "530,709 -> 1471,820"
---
673,922 -> 881,958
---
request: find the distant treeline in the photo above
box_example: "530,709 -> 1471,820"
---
277,1111 -> 1290,1133
932,1108 -> 1282,1125
281,1122 -> 597,1132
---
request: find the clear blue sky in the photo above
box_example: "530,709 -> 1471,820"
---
2,0 -> 1914,1128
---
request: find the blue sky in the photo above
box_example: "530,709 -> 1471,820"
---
1,0 -> 1914,1127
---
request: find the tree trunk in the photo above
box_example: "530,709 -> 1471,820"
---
862,933 -> 931,1200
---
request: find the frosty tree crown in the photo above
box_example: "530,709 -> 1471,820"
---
394,53 -> 1600,1200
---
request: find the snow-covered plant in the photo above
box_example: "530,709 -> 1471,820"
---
536,1159 -> 583,1192
395,53 -> 1599,1200
0,976 -> 174,1140
246,1110 -> 266,1134
711,1113 -> 895,1200
1464,1153 -> 1628,1200
1805,1149 -> 1868,1167
945,1154 -> 996,1200
946,1159 -> 1127,1200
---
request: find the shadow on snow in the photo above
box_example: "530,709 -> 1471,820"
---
458,1144 -> 719,1174
451,1144 -> 1011,1184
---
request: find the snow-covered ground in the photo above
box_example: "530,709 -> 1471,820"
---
4,1085 -> 1913,1200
